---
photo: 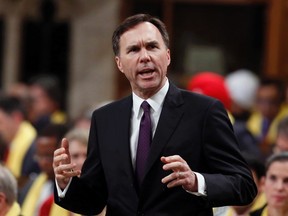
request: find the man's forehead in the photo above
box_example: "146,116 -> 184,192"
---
120,22 -> 161,40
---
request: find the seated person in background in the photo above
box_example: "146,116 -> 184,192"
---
0,164 -> 21,216
214,153 -> 266,216
187,71 -> 233,121
28,74 -> 67,133
247,77 -> 288,158
0,95 -> 39,187
225,69 -> 261,158
72,100 -> 113,130
225,69 -> 259,122
19,123 -> 69,216
250,152 -> 288,216
273,116 -> 288,153
39,127 -> 96,216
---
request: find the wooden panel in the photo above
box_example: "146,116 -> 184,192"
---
165,0 -> 267,4
264,0 -> 288,79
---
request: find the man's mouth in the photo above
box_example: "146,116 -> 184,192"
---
139,68 -> 155,77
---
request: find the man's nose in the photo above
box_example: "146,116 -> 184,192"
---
139,49 -> 150,62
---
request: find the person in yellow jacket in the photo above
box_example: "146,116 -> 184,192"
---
0,164 -> 21,216
0,95 -> 39,187
28,74 -> 67,133
20,123 -> 69,216
247,77 -> 288,159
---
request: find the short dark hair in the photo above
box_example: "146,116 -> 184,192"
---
29,74 -> 62,104
242,153 -> 265,180
259,77 -> 285,103
112,13 -> 169,56
38,123 -> 70,148
0,95 -> 26,117
265,152 -> 288,174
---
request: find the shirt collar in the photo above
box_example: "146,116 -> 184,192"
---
132,78 -> 169,118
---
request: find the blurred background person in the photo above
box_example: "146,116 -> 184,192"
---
250,152 -> 288,216
6,82 -> 31,115
40,127 -> 88,216
72,101 -> 113,130
225,69 -> 261,158
225,69 -> 259,122
28,74 -> 67,133
273,116 -> 288,153
247,77 -> 288,159
187,71 -> 233,121
19,123 -> 69,216
39,127 -> 106,216
0,95 -> 39,188
0,164 -> 21,216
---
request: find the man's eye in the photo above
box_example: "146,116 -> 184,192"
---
147,44 -> 157,49
128,47 -> 139,53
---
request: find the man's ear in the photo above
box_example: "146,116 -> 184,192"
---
166,49 -> 171,66
115,56 -> 124,73
0,192 -> 6,205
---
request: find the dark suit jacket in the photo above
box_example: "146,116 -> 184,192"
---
55,83 -> 257,216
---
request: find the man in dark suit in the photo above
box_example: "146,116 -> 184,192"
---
53,14 -> 257,216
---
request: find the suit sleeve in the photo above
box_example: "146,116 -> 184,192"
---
201,100 -> 257,207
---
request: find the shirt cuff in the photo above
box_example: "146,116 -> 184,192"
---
185,172 -> 207,196
55,178 -> 72,198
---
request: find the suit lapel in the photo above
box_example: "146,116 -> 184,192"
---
115,96 -> 135,176
145,84 -> 184,177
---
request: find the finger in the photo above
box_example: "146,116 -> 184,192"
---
56,162 -> 75,172
166,179 -> 183,188
161,155 -> 182,164
53,149 -> 69,168
54,147 -> 65,156
60,138 -> 71,164
162,161 -> 183,171
53,155 -> 70,171
161,171 -> 179,184
63,169 -> 81,177
162,172 -> 184,188
61,138 -> 69,154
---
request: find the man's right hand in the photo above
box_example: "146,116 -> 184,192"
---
53,138 -> 81,189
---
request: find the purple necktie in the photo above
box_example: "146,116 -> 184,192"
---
135,101 -> 152,186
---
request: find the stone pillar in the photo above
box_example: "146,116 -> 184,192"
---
2,14 -> 21,90
68,0 -> 120,118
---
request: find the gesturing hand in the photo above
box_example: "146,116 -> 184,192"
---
53,138 -> 81,189
161,155 -> 198,192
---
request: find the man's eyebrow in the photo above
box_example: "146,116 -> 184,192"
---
126,44 -> 139,52
146,40 -> 159,46
125,40 -> 160,52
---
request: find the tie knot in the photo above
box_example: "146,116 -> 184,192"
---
141,101 -> 150,112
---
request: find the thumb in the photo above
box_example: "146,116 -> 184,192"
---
61,138 -> 71,164
62,138 -> 69,151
